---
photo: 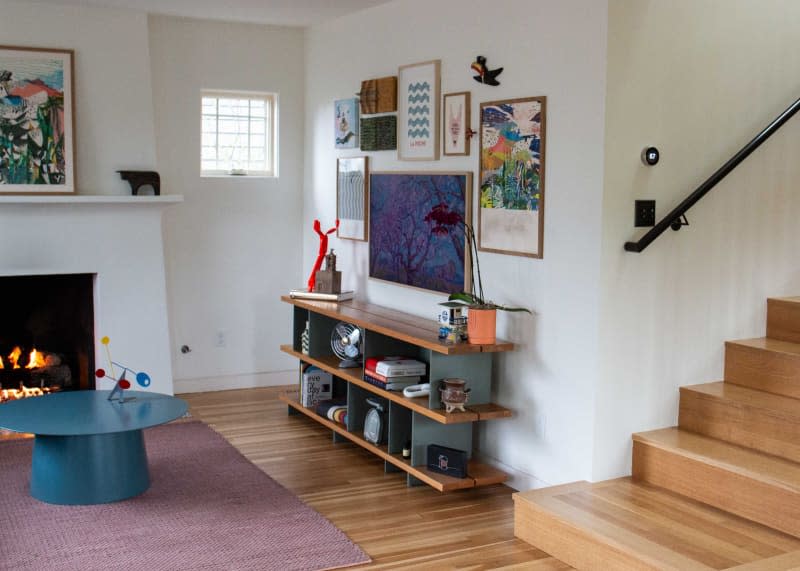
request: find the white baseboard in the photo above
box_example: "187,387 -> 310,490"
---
174,370 -> 295,394
473,451 -> 551,492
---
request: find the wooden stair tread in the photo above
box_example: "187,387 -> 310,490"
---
728,337 -> 800,356
634,428 -> 800,491
515,478 -> 800,570
681,382 -> 800,416
767,298 -> 800,344
769,297 -> 800,305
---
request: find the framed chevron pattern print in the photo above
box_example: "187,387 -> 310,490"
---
397,60 -> 440,161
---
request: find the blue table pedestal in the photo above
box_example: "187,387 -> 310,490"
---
31,430 -> 150,505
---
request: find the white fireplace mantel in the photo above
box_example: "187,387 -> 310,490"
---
0,194 -> 183,395
0,195 -> 183,205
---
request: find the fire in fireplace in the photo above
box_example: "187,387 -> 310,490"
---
0,273 -> 95,402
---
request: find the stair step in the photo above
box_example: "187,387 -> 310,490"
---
514,478 -> 800,571
679,382 -> 800,462
725,338 -> 800,398
767,297 -> 800,344
633,427 -> 800,537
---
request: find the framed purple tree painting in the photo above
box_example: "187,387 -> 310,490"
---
369,172 -> 472,294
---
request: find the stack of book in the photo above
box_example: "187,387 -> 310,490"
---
363,356 -> 426,392
316,399 -> 347,426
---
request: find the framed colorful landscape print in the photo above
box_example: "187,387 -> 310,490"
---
0,46 -> 75,194
442,91 -> 470,156
369,172 -> 471,294
397,60 -> 440,161
337,156 -> 368,241
478,96 -> 546,258
334,98 -> 358,149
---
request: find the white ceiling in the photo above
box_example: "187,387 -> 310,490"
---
32,0 -> 394,27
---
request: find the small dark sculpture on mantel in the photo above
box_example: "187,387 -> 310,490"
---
118,170 -> 160,195
314,249 -> 342,294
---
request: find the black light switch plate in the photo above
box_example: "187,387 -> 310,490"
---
635,200 -> 656,227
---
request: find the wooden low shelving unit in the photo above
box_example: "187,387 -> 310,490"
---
281,296 -> 515,491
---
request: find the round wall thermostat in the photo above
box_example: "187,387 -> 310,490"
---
641,147 -> 660,166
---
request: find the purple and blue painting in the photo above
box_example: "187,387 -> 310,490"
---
369,173 -> 471,294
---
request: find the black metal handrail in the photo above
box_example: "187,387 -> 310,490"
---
625,96 -> 800,253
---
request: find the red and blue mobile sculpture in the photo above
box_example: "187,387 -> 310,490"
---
95,336 -> 151,402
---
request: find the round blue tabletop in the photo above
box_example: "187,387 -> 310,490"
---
0,390 -> 187,436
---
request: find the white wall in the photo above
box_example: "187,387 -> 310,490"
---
148,16 -> 304,391
306,0 -> 609,488
0,0 -> 157,195
593,0 -> 800,480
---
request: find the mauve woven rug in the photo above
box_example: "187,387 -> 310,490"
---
0,421 -> 370,571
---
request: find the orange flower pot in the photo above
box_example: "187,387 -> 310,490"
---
467,308 -> 497,345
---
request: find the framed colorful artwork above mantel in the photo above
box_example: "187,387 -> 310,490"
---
0,45 -> 75,195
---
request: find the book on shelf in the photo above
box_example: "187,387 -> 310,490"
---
315,399 -> 347,425
301,365 -> 333,407
365,356 -> 427,377
289,289 -> 354,302
363,368 -> 422,384
374,358 -> 426,377
362,373 -> 421,392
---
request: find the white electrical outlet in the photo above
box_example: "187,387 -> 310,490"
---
215,330 -> 226,347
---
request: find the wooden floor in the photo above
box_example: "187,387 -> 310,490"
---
181,386 -> 571,570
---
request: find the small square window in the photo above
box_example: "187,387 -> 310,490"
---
201,90 -> 276,177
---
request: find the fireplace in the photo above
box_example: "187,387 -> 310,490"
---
0,273 -> 95,401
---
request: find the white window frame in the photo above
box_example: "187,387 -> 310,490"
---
201,90 -> 277,178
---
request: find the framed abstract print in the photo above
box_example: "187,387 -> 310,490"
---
442,91 -> 470,156
397,60 -> 440,161
336,156 -> 368,241
478,96 -> 546,258
369,171 -> 471,294
0,46 -> 75,194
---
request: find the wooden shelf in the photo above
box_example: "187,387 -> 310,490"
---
281,345 -> 513,424
282,296 -> 514,355
282,297 -> 513,492
279,391 -> 504,491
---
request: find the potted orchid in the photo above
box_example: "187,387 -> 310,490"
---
425,203 -> 531,345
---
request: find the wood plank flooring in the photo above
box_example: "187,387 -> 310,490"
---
181,386 -> 570,570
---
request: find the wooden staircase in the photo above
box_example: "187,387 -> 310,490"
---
514,297 -> 800,570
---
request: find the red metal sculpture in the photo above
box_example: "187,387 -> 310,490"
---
307,219 -> 339,292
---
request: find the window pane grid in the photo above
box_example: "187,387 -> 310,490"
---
201,91 -> 275,176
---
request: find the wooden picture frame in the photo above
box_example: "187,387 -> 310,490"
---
397,60 -> 440,161
0,45 -> 75,195
369,171 -> 472,294
478,96 -> 546,258
442,91 -> 470,156
336,156 -> 368,241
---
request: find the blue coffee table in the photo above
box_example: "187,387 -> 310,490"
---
0,390 -> 187,505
